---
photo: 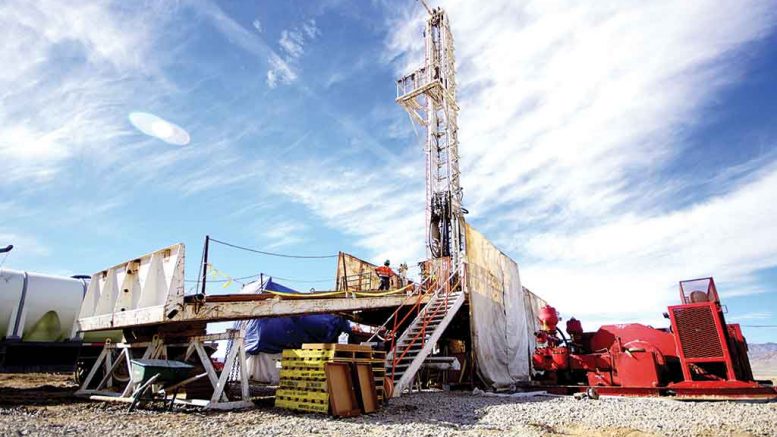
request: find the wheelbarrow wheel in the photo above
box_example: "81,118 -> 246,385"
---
128,373 -> 160,412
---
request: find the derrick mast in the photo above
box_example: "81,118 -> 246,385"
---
396,6 -> 464,270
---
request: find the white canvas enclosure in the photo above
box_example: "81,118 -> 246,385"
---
465,225 -> 540,388
245,353 -> 281,384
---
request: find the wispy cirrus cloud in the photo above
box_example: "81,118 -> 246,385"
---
191,1 -> 320,89
260,220 -> 309,249
730,311 -> 773,322
268,19 -> 321,88
0,1 -> 176,187
274,0 -> 777,325
275,160 -> 426,266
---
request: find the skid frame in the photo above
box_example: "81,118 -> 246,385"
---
75,329 -> 252,410
543,384 -> 777,401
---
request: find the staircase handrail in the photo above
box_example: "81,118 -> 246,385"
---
365,271 -> 444,343
386,270 -> 457,350
390,277 -> 460,382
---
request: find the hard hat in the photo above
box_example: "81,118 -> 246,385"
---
384,260 -> 390,266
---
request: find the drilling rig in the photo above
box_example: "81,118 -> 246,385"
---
393,2 -> 776,402
396,3 -> 465,272
386,3 -> 471,395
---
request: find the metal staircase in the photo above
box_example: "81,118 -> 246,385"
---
386,279 -> 465,396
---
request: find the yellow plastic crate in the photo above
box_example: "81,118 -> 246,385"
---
282,349 -> 336,359
275,398 -> 328,414
276,388 -> 329,402
279,379 -> 328,391
279,368 -> 327,380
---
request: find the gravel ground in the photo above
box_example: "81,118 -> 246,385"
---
1,374 -> 775,437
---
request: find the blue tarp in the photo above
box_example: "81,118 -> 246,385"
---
242,278 -> 351,354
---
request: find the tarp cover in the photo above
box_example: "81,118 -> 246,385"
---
242,279 -> 351,354
523,286 -> 547,378
465,224 -> 530,388
245,352 -> 282,384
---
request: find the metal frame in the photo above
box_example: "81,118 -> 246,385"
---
397,7 -> 465,271
76,243 -> 185,333
75,330 -> 252,410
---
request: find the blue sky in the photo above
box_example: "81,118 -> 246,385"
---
1,0 -> 776,342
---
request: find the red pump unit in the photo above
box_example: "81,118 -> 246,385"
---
532,278 -> 777,400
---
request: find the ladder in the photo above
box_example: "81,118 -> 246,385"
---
386,278 -> 465,396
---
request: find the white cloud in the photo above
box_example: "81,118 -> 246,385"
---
279,30 -> 305,58
400,0 -> 776,319
260,221 -> 308,249
279,0 -> 777,326
268,19 -> 321,88
0,1 -> 171,186
128,112 -> 191,146
275,162 -> 426,266
192,2 -> 319,89
521,164 -> 777,319
0,229 -> 51,263
267,53 -> 299,88
301,19 -> 320,40
730,311 -> 772,322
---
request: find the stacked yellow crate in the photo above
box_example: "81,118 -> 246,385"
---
275,348 -> 333,414
302,344 -> 386,404
275,344 -> 387,414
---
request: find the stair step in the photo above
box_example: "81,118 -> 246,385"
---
406,327 -> 439,335
408,323 -> 441,331
397,342 -> 423,349
386,291 -> 467,395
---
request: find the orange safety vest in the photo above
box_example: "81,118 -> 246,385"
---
376,266 -> 393,278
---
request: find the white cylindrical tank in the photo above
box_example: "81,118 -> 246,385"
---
0,269 -> 86,342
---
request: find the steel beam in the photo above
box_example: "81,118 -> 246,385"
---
78,294 -> 429,331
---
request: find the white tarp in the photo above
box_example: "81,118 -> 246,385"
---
246,352 -> 281,384
465,225 -> 530,388
523,286 -> 548,378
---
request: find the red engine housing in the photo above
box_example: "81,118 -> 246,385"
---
531,278 -> 777,400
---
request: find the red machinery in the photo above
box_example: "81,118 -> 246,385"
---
532,277 -> 777,400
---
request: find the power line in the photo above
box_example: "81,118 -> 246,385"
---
185,273 -> 331,284
742,325 -> 777,328
269,275 -> 332,284
184,273 -> 262,283
209,237 -> 338,259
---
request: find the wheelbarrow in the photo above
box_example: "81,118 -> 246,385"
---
128,359 -> 204,412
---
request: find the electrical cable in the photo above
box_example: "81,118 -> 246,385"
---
267,275 -> 333,284
185,273 -> 263,283
185,273 -> 331,285
209,237 -> 338,259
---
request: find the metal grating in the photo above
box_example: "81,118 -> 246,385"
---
672,305 -> 724,359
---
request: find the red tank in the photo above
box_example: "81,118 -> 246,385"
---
538,305 -> 559,332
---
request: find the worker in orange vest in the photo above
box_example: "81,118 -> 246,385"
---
376,260 -> 395,290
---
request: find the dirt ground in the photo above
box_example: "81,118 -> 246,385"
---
1,373 -> 775,437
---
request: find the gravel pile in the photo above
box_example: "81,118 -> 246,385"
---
1,375 -> 775,436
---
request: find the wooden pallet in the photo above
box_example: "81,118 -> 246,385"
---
301,343 -> 386,403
